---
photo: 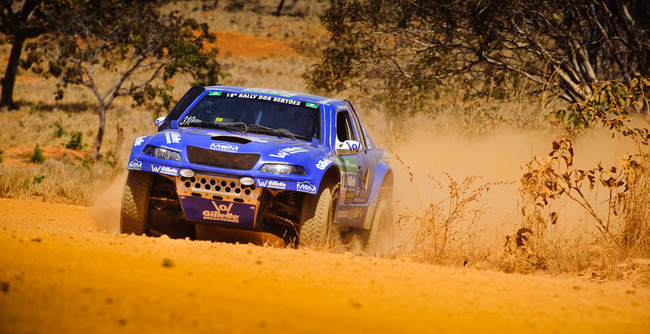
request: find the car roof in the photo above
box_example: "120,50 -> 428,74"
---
204,85 -> 342,106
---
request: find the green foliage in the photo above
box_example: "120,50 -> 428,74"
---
53,121 -> 67,138
28,144 -> 46,164
551,75 -> 650,135
80,158 -> 90,170
28,0 -> 225,157
33,175 -> 46,184
521,77 -> 650,257
64,132 -> 86,151
306,0 -> 650,119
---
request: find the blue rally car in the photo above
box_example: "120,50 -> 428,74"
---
121,85 -> 393,250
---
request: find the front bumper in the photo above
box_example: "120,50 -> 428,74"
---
176,173 -> 261,228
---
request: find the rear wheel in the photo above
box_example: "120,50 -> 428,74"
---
299,183 -> 342,250
121,170 -> 154,235
365,192 -> 393,256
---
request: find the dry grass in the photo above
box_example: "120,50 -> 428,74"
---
0,158 -> 113,205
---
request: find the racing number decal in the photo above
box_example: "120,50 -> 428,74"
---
344,141 -> 361,152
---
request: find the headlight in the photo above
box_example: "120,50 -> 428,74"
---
143,146 -> 182,161
260,164 -> 306,175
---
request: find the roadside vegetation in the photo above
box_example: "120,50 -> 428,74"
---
0,0 -> 648,281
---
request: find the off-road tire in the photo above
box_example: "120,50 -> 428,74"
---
121,170 -> 154,235
365,192 -> 393,255
299,183 -> 342,250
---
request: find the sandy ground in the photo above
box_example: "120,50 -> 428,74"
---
0,198 -> 649,333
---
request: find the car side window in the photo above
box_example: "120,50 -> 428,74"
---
349,109 -> 367,149
336,110 -> 356,142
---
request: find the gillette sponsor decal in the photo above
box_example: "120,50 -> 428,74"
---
150,164 -> 179,176
179,196 -> 256,227
203,201 -> 240,223
256,179 -> 287,190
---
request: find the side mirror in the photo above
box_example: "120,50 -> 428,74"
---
155,116 -> 166,127
336,140 -> 363,155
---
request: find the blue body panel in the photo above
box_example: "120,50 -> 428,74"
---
126,86 -> 390,229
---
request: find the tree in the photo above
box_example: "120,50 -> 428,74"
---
274,0 -> 299,16
45,1 -> 222,159
306,0 -> 650,116
0,1 -> 66,109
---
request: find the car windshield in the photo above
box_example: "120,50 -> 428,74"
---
179,92 -> 320,142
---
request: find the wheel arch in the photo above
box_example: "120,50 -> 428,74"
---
319,163 -> 342,190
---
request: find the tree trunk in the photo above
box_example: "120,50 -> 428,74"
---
0,33 -> 26,110
95,104 -> 107,160
112,120 -> 124,178
274,0 -> 286,16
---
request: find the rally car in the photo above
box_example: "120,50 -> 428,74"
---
121,85 -> 393,250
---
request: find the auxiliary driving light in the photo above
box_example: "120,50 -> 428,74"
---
240,177 -> 255,186
179,169 -> 195,178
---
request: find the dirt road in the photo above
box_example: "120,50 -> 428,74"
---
1,198 -> 648,333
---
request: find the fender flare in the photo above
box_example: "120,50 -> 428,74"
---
363,161 -> 393,229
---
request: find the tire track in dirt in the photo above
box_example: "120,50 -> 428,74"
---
0,198 -> 649,333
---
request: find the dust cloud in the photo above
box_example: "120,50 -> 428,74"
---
380,115 -> 638,250
91,173 -> 126,233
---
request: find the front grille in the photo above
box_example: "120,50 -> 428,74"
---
187,145 -> 260,170
176,174 -> 261,205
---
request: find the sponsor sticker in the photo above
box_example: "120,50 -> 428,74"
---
241,88 -> 297,98
208,91 -> 222,96
337,206 -> 365,220
256,179 -> 287,190
202,201 -> 240,224
179,196 -> 256,227
133,136 -> 145,146
296,182 -> 317,194
165,132 -> 181,144
210,143 -> 239,152
160,145 -> 180,152
180,116 -> 196,126
346,174 -> 357,187
344,141 -> 361,151
340,157 -> 358,173
316,159 -> 330,170
151,165 -> 178,176
127,160 -> 142,170
270,146 -> 308,158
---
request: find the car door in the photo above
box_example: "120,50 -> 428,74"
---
335,107 -> 372,225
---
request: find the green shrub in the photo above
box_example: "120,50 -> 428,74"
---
53,121 -> 67,138
33,175 -> 46,184
65,131 -> 86,150
28,144 -> 46,164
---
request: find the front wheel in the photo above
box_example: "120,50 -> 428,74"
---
299,183 -> 342,250
120,170 -> 154,235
